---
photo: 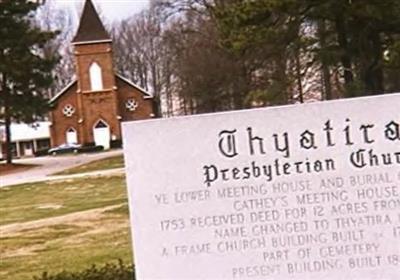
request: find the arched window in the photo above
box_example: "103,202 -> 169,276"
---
89,62 -> 103,91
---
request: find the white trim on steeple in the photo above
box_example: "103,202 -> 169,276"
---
72,39 -> 112,46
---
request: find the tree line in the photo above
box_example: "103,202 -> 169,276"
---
1,0 -> 400,163
38,0 -> 400,115
111,0 -> 400,115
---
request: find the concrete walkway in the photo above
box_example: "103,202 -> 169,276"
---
0,149 -> 124,187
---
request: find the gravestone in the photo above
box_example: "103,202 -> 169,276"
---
122,93 -> 400,279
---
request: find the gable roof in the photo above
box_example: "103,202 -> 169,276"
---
50,74 -> 153,104
72,0 -> 111,45
116,74 -> 153,99
49,79 -> 77,104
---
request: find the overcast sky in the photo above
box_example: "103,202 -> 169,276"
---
53,0 -> 149,22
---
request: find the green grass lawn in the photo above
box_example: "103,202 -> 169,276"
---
0,175 -> 133,280
0,175 -> 127,225
52,155 -> 125,176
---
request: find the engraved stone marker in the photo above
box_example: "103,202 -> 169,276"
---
122,94 -> 400,279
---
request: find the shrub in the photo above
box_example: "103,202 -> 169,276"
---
78,145 -> 104,153
82,142 -> 96,147
33,260 -> 135,280
110,140 -> 122,149
34,148 -> 50,157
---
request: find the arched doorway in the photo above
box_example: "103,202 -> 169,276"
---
66,127 -> 78,144
93,119 -> 110,149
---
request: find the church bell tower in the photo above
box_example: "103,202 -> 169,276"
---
72,0 -> 120,148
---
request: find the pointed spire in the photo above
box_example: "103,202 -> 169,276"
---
72,0 -> 111,44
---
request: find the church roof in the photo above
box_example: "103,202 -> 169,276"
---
49,79 -> 77,104
49,74 -> 153,104
115,74 -> 153,99
72,0 -> 111,44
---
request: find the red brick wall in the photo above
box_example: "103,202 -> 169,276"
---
79,89 -> 121,144
50,79 -> 154,147
74,42 -> 120,144
50,83 -> 79,146
74,42 -> 116,92
50,42 -> 154,148
116,77 -> 154,122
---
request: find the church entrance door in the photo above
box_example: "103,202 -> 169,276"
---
93,120 -> 110,150
66,128 -> 78,144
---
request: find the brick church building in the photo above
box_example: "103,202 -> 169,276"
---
49,0 -> 154,150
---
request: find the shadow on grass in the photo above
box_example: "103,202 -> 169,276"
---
0,163 -> 39,176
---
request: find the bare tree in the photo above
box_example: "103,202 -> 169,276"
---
35,1 -> 76,97
112,6 -> 164,116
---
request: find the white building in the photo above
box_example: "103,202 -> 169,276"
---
0,122 -> 51,159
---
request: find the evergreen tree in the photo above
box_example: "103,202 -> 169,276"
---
0,0 -> 58,164
212,0 -> 400,100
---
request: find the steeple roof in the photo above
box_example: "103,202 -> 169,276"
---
72,0 -> 111,44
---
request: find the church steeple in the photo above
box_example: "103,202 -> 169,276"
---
72,0 -> 111,44
71,0 -> 119,148
72,0 -> 115,94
